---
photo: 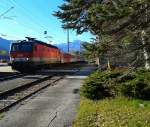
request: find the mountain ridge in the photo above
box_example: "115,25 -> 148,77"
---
0,37 -> 11,52
55,40 -> 82,53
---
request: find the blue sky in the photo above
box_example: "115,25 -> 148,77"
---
0,0 -> 93,44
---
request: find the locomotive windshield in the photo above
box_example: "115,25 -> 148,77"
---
20,43 -> 32,51
11,44 -> 19,51
11,42 -> 33,52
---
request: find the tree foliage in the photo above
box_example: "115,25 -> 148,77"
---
54,0 -> 150,68
0,50 -> 7,56
54,0 -> 149,35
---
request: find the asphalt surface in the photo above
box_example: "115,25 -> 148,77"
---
0,63 -> 8,66
0,65 -> 15,72
0,66 -> 96,127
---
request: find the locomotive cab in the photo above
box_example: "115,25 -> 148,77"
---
10,41 -> 34,72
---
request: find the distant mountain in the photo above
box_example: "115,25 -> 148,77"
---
0,37 -> 11,61
55,40 -> 83,53
0,37 -> 11,53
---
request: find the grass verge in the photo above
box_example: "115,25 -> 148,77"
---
73,97 -> 150,127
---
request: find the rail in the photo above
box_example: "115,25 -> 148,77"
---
0,75 -> 64,113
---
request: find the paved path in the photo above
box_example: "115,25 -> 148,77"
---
0,66 -> 96,127
0,63 -> 8,66
0,65 -> 16,72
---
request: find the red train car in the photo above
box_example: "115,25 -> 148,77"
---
61,53 -> 72,63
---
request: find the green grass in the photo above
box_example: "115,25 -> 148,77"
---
73,97 -> 150,127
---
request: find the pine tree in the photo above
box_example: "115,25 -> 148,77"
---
54,0 -> 150,69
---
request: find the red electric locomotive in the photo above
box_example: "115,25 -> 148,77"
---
10,37 -> 61,72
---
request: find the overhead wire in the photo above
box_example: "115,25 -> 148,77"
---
9,0 -> 48,30
0,6 -> 14,18
0,0 -> 16,19
0,32 -> 23,40
0,0 -> 43,39
30,0 -> 51,23
0,0 -> 50,42
0,1 -> 24,40
8,0 -> 52,41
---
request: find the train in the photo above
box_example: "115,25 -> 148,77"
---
10,37 -> 81,72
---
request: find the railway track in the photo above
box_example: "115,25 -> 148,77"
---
0,64 -> 82,113
0,74 -> 64,113
0,72 -> 27,82
0,63 -> 82,82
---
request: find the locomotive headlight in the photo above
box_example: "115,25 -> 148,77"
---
26,58 -> 29,61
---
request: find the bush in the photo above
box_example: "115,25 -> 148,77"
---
81,68 -> 150,100
117,72 -> 136,83
120,69 -> 150,100
80,71 -> 122,100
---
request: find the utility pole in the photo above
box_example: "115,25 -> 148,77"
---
67,29 -> 70,53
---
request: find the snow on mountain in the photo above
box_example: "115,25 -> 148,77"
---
55,40 -> 83,53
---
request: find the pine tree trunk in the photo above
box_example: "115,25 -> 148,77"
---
141,30 -> 150,70
96,57 -> 100,66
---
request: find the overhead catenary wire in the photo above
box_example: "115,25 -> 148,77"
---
0,0 -> 15,9
0,7 -> 42,40
0,15 -> 43,40
0,6 -> 14,18
0,32 -> 23,40
0,0 -> 51,42
9,0 -> 48,30
8,0 -> 52,41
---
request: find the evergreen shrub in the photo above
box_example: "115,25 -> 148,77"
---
80,71 -> 122,100
121,69 -> 150,100
81,68 -> 150,100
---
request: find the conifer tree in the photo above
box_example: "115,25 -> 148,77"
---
54,0 -> 150,68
